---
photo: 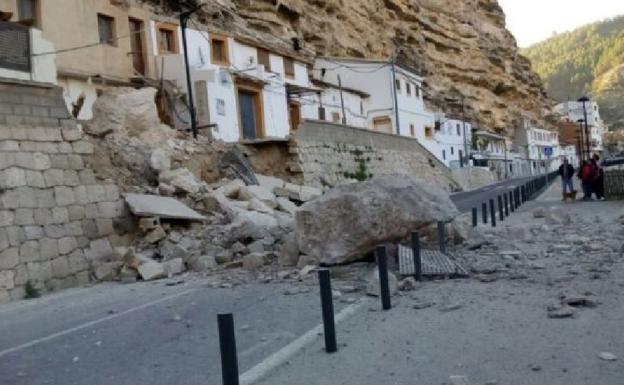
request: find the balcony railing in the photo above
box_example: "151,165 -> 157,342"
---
0,21 -> 31,73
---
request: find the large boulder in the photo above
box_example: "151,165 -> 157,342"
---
85,87 -> 161,137
295,175 -> 459,265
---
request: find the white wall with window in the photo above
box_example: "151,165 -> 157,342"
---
430,118 -> 471,168
156,27 -> 310,142
300,80 -> 369,128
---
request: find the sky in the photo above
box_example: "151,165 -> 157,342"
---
498,0 -> 624,47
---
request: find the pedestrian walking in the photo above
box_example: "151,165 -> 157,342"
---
558,158 -> 575,201
578,160 -> 595,201
592,154 -> 605,201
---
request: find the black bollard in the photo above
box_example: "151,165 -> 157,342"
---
509,191 -> 515,213
376,246 -> 392,311
521,186 -> 526,202
437,221 -> 447,254
472,208 -> 478,227
318,270 -> 337,353
411,232 -> 422,281
498,195 -> 504,222
482,202 -> 488,224
515,188 -> 520,209
217,313 -> 240,385
489,199 -> 496,227
504,193 -> 509,217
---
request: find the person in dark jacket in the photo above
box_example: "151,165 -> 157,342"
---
558,158 -> 575,201
579,160 -> 595,200
592,154 -> 605,200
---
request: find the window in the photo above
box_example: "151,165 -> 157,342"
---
211,36 -> 229,65
442,150 -> 446,160
331,112 -> 341,123
425,126 -> 433,139
360,101 -> 364,116
395,79 -> 401,93
257,48 -> 271,71
17,0 -> 38,27
456,123 -> 461,136
373,116 -> 393,133
451,146 -> 454,155
415,86 -> 420,97
157,24 -> 178,54
406,83 -> 411,96
410,124 -> 415,137
97,14 -> 116,45
284,57 -> 295,78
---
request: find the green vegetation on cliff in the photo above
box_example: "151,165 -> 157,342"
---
523,15 -> 624,128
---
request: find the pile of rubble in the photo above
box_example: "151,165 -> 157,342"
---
458,206 -> 624,284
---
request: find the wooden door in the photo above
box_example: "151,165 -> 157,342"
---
289,101 -> 301,131
129,18 -> 145,75
239,91 -> 257,139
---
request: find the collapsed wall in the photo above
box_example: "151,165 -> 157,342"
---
0,80 -> 126,303
287,120 -> 460,192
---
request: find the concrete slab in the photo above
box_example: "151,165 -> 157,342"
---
124,193 -> 206,221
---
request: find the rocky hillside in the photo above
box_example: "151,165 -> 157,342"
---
524,15 -> 624,129
184,0 -> 553,134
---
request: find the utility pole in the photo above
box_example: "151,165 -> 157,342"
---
578,97 -> 591,160
460,95 -> 468,168
180,5 -> 201,139
337,74 -> 347,126
577,118 -> 585,163
391,52 -> 401,136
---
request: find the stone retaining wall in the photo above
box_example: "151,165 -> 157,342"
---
0,82 -> 126,303
288,120 -> 460,192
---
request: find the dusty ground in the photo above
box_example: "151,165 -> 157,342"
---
253,181 -> 624,385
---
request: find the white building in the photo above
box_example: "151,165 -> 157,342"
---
158,28 -> 311,142
555,100 -> 605,154
517,121 -> 560,174
432,117 -> 471,169
312,57 -> 435,141
300,78 -> 370,128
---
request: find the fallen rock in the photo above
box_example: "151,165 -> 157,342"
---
228,208 -> 280,241
533,207 -> 547,218
398,277 -> 419,291
366,270 -> 398,297
138,261 -> 166,281
163,258 -> 185,276
188,255 -> 217,271
144,226 -> 167,244
598,352 -> 617,361
243,253 -> 267,270
545,207 -> 572,226
149,149 -> 171,173
295,175 -> 459,264
139,217 -> 160,232
547,304 -> 576,319
158,168 -> 201,195
239,185 -> 278,208
276,197 -> 297,215
278,233 -> 300,267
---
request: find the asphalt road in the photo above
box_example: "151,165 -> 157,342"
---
451,175 -> 539,213
0,277 -> 337,385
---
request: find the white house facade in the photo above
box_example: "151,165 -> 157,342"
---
517,121 -> 560,174
158,28 -> 311,142
312,57 -> 435,141
555,101 -> 605,155
431,118 -> 471,169
300,78 -> 370,128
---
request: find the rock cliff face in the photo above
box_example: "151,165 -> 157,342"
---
194,0 -> 552,134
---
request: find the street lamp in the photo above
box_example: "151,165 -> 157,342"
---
576,118 -> 585,163
578,96 -> 591,160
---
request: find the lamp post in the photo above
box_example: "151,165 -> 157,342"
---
576,118 -> 585,163
179,3 -> 203,139
578,97 -> 591,160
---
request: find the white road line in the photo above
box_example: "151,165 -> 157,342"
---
240,298 -> 368,385
0,288 -> 196,358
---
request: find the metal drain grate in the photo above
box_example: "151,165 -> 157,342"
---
398,245 -> 469,278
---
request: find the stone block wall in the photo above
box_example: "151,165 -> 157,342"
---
288,120 -> 460,192
0,78 -> 73,126
0,81 -> 126,303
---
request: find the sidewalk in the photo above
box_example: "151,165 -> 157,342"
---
252,180 -> 624,385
